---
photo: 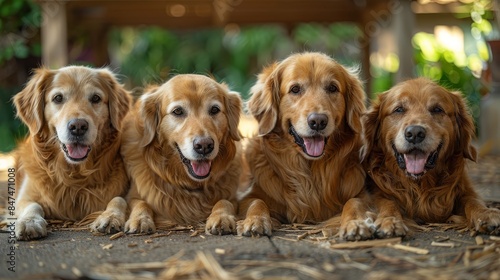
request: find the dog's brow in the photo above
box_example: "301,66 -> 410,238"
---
167,101 -> 188,112
209,100 -> 223,108
47,88 -> 66,97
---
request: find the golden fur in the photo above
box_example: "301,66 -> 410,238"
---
13,66 -> 131,240
362,78 -> 500,237
122,74 -> 243,235
237,52 -> 373,240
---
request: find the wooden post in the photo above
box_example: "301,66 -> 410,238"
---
393,0 -> 414,82
41,0 -> 68,68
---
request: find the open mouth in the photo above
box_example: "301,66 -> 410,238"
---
289,124 -> 327,158
393,143 -> 441,178
175,144 -> 211,180
61,143 -> 91,162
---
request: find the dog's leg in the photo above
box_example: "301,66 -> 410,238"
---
90,197 -> 127,234
124,199 -> 156,234
16,202 -> 47,241
15,176 -> 48,241
236,198 -> 273,237
205,199 -> 237,235
462,194 -> 500,235
338,197 -> 376,241
373,197 -> 408,238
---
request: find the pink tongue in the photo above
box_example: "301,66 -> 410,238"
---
303,136 -> 325,157
66,144 -> 90,159
404,152 -> 429,174
190,160 -> 211,177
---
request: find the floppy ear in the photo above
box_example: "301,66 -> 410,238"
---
247,62 -> 280,136
13,68 -> 54,136
360,92 -> 385,162
98,69 -> 131,131
138,88 -> 161,147
225,90 -> 243,141
451,91 -> 477,162
343,67 -> 366,134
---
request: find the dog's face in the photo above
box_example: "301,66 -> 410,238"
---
362,78 -> 477,179
139,74 -> 241,181
248,52 -> 365,159
14,66 -> 131,164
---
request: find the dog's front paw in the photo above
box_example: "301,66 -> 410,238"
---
340,218 -> 375,241
205,213 -> 236,235
16,215 -> 48,241
91,211 -> 126,234
472,208 -> 500,235
124,214 -> 156,234
236,215 -> 273,237
374,217 -> 408,238
90,197 -> 127,234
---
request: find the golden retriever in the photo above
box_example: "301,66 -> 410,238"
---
121,74 -> 242,235
237,52 -> 373,240
13,66 -> 132,240
362,78 -> 500,237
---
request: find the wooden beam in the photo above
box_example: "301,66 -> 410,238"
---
394,0 -> 415,82
64,0 -> 364,29
41,1 -> 68,67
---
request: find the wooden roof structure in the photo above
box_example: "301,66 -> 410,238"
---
63,0 -> 384,28
38,0 -> 470,88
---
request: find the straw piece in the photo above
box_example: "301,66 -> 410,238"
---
331,237 -> 401,249
475,236 -> 484,245
109,231 -> 125,240
390,244 -> 429,255
431,241 -> 456,248
297,231 -> 309,240
215,248 -> 225,255
489,236 -> 500,241
101,243 -> 113,250
151,232 -> 172,239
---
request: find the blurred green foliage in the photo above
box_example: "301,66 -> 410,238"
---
409,0 -> 494,127
0,0 -> 41,64
0,0 -> 41,153
0,88 -> 27,152
109,23 -> 362,100
413,32 -> 482,124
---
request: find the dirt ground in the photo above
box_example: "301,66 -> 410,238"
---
0,154 -> 499,279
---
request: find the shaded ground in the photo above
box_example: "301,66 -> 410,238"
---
0,154 -> 499,279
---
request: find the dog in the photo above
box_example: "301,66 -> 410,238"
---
237,52 -> 373,240
121,74 -> 243,235
13,66 -> 132,240
362,78 -> 500,237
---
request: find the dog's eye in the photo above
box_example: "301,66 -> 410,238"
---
326,83 -> 339,93
393,106 -> 405,113
172,107 -> 184,116
430,106 -> 444,114
90,94 -> 101,104
209,106 -> 220,116
289,85 -> 301,94
52,94 -> 63,104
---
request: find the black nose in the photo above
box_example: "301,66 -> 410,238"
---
307,113 -> 328,131
405,125 -> 426,144
193,137 -> 214,155
68,119 -> 88,136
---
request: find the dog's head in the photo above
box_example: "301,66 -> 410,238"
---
138,74 -> 242,182
13,66 -> 131,164
248,52 -> 365,159
362,78 -> 477,179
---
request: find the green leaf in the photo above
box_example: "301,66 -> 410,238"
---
14,43 -> 28,58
